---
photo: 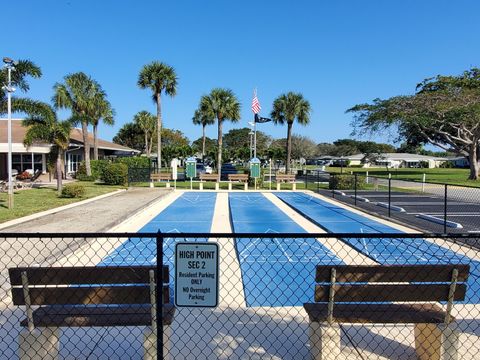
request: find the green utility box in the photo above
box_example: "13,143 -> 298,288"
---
250,157 -> 261,178
186,157 -> 197,179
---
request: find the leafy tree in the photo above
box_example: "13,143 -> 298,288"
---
198,89 -> 241,180
22,101 -> 71,193
271,92 -> 311,172
0,59 -> 42,115
160,128 -> 189,149
134,111 -> 156,157
53,72 -> 103,176
223,128 -> 271,159
192,136 -> 216,158
138,61 -> 178,170
192,108 -> 215,160
316,143 -> 338,156
113,122 -> 144,152
348,68 -> 480,179
290,134 -> 317,160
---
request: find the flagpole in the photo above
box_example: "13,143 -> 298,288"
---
253,120 -> 257,158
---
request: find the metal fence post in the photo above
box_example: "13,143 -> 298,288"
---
354,174 -> 357,206
388,178 -> 391,217
156,232 -> 164,360
305,170 -> 308,190
332,173 -> 335,198
317,170 -> 319,193
444,184 -> 448,234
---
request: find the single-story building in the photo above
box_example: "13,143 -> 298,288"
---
345,153 -> 448,169
0,119 -> 139,179
446,156 -> 470,168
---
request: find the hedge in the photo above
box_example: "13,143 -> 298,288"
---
329,174 -> 366,190
61,183 -> 86,198
101,163 -> 128,185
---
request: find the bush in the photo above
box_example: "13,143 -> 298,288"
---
116,156 -> 151,169
61,183 -> 86,198
91,160 -> 110,179
101,163 -> 128,185
329,174 -> 366,190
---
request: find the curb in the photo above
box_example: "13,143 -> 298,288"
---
0,189 -> 126,231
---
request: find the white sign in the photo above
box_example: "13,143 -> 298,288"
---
175,242 -> 219,308
171,158 -> 178,180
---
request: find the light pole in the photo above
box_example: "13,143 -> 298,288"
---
2,57 -> 16,209
248,121 -> 255,159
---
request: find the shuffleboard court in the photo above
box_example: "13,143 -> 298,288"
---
229,192 -> 342,307
99,192 -> 217,266
276,192 -> 480,304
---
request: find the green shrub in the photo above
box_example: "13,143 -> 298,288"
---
116,156 -> 151,169
101,163 -> 128,185
91,160 -> 110,179
329,174 -> 366,190
61,183 -> 86,198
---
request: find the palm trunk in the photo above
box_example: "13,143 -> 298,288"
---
93,124 -> 99,160
202,124 -> 206,160
286,122 -> 293,173
156,93 -> 162,171
56,149 -> 63,194
148,134 -> 153,157
145,133 -> 149,157
468,144 -> 479,180
81,120 -> 91,176
217,118 -> 223,182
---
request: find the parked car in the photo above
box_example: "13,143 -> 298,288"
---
221,163 -> 237,180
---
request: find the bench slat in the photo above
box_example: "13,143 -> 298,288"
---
12,285 -> 170,306
228,174 -> 248,182
199,174 -> 218,181
19,304 -> 176,327
315,264 -> 470,283
151,173 -> 172,180
9,266 -> 169,286
304,303 -> 447,324
314,283 -> 466,302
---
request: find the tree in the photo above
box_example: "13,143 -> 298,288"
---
223,128 -> 271,159
198,89 -> 241,180
113,122 -> 145,152
91,90 -> 115,160
138,61 -> 178,170
192,136 -> 216,158
192,108 -> 215,160
316,143 -> 338,156
134,111 -> 157,157
290,134 -> 317,160
348,68 -> 480,180
271,92 -> 311,172
53,72 -> 102,176
160,128 -> 189,149
0,59 -> 42,114
22,101 -> 71,193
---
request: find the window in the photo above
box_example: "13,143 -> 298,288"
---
12,153 -> 43,173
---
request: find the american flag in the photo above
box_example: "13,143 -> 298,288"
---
251,89 -> 261,114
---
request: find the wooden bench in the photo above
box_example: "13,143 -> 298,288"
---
228,173 -> 249,191
199,173 -> 220,190
9,265 -> 175,360
276,173 -> 296,190
150,173 -> 173,188
303,264 -> 469,360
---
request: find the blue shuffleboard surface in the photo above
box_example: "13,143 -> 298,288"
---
276,192 -> 480,304
229,192 -> 342,307
99,192 -> 217,266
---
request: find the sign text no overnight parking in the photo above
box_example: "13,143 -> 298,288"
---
175,242 -> 219,307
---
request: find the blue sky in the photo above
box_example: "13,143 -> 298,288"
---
3,0 -> 479,145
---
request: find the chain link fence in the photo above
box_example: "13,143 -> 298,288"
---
1,232 -> 480,359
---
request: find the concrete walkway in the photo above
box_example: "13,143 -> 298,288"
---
0,187 -> 172,233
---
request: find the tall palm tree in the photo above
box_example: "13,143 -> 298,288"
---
0,59 -> 42,115
199,88 -> 241,181
271,92 -> 311,173
192,108 -> 215,160
53,72 -> 100,176
22,101 -> 71,194
134,111 -> 157,157
90,90 -> 115,160
138,62 -> 177,170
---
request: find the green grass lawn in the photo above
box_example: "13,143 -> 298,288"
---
0,182 -> 125,224
324,167 -> 479,187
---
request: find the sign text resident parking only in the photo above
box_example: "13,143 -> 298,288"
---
175,242 -> 219,307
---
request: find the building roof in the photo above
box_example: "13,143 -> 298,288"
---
345,153 -> 448,161
0,119 -> 138,153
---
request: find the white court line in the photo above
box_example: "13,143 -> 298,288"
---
238,237 -> 263,258
273,237 -> 293,262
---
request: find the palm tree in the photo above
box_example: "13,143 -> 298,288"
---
192,108 -> 215,160
22,101 -> 71,194
90,90 -> 115,160
53,72 -> 100,176
199,89 -> 241,181
134,111 -> 157,157
0,59 -> 42,115
138,62 -> 177,170
271,92 -> 311,173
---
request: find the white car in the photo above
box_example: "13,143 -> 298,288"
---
205,166 -> 213,174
